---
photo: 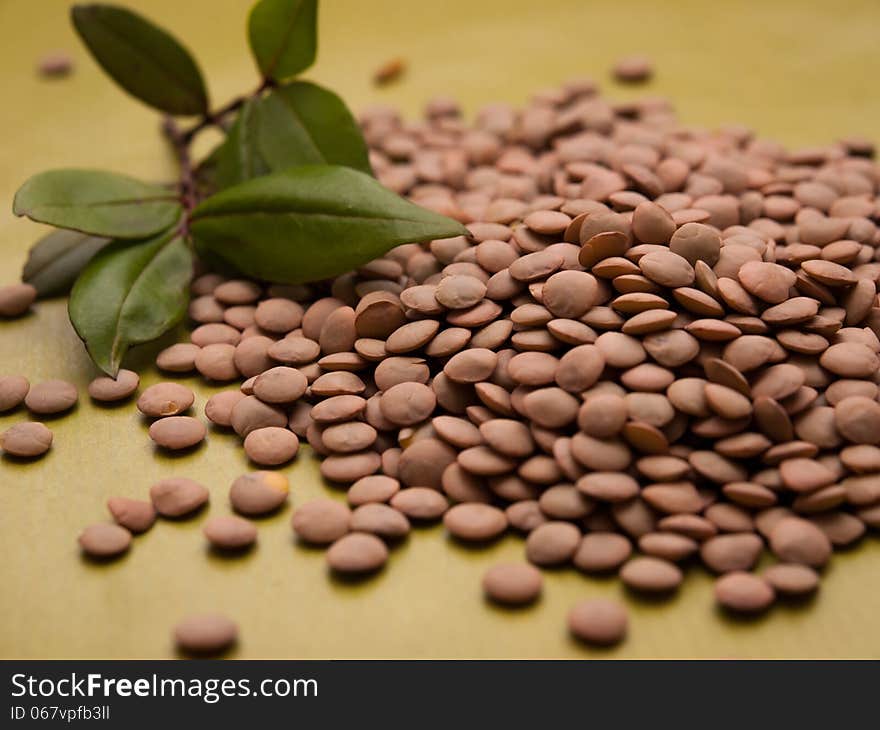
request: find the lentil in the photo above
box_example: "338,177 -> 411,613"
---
482,563 -> 543,605
568,599 -> 628,646
174,614 -> 237,654
0,421 -> 52,457
230,472 -> 289,515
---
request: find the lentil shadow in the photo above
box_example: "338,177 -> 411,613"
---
826,538 -> 867,554
576,568 -> 619,583
320,477 -> 359,494
481,594 -> 543,613
444,532 -> 507,551
126,326 -> 185,371
384,518 -> 440,533
31,405 -> 78,422
79,550 -> 132,567
0,311 -> 36,323
566,634 -> 624,655
622,585 -> 681,605
158,504 -> 209,522
243,457 -> 297,470
87,396 -> 136,411
714,604 -> 774,625
291,535 -> 337,554
372,533 -> 410,549
206,543 -> 257,561
139,411 -> 193,429
154,369 -> 198,380
529,562 -> 575,575
327,565 -> 387,587
1,451 -> 52,465
239,502 -> 291,521
773,591 -> 819,610
174,643 -> 237,660
207,423 -> 239,439
151,440 -> 206,459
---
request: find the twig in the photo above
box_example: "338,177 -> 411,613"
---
161,117 -> 197,232
180,78 -> 276,143
161,78 -> 277,233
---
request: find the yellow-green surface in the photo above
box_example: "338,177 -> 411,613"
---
1,0 -> 879,659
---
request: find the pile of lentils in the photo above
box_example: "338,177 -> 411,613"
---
3,67 -> 880,652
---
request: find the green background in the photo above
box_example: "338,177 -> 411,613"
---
1,0 -> 879,658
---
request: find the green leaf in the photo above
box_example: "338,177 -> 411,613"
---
209,99 -> 270,192
256,81 -> 371,175
22,229 -> 111,298
71,4 -> 208,115
248,0 -> 318,81
190,165 -> 468,283
69,230 -> 193,375
13,169 -> 181,238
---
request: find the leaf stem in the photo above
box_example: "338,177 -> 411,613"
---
161,79 -> 277,233
180,78 -> 275,143
161,117 -> 197,231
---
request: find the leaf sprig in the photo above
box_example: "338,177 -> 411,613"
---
13,1 -> 467,376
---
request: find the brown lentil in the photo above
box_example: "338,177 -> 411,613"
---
0,283 -> 37,317
195,343 -> 238,381
136,382 -> 193,417
203,515 -> 258,549
204,390 -> 247,428
78,523 -> 131,558
230,472 -> 289,515
0,375 -> 29,411
525,521 -> 581,566
612,55 -> 653,83
252,366 -> 308,403
620,556 -> 683,592
573,532 -> 632,572
326,532 -> 389,573
714,572 -> 775,613
88,369 -> 139,402
231,396 -> 287,437
763,563 -> 820,595
443,503 -> 507,541
350,503 -> 410,539
173,614 -> 237,654
243,426 -> 299,465
107,496 -> 156,533
482,562 -> 543,605
390,487 -> 448,520
568,599 -> 628,646
769,517 -> 832,567
0,421 -> 53,457
148,416 -> 206,450
150,477 -> 209,517
25,379 -> 77,414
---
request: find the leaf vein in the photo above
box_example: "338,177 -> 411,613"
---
92,13 -> 201,104
195,210 -> 450,226
263,2 -> 307,77
109,236 -> 175,363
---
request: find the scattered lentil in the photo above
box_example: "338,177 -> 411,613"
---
24,379 -> 77,414
174,614 -> 237,654
78,523 -> 131,558
88,369 -> 139,402
203,515 -> 258,550
0,421 -> 52,457
568,599 -> 628,646
150,477 -> 209,517
482,563 -> 543,605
